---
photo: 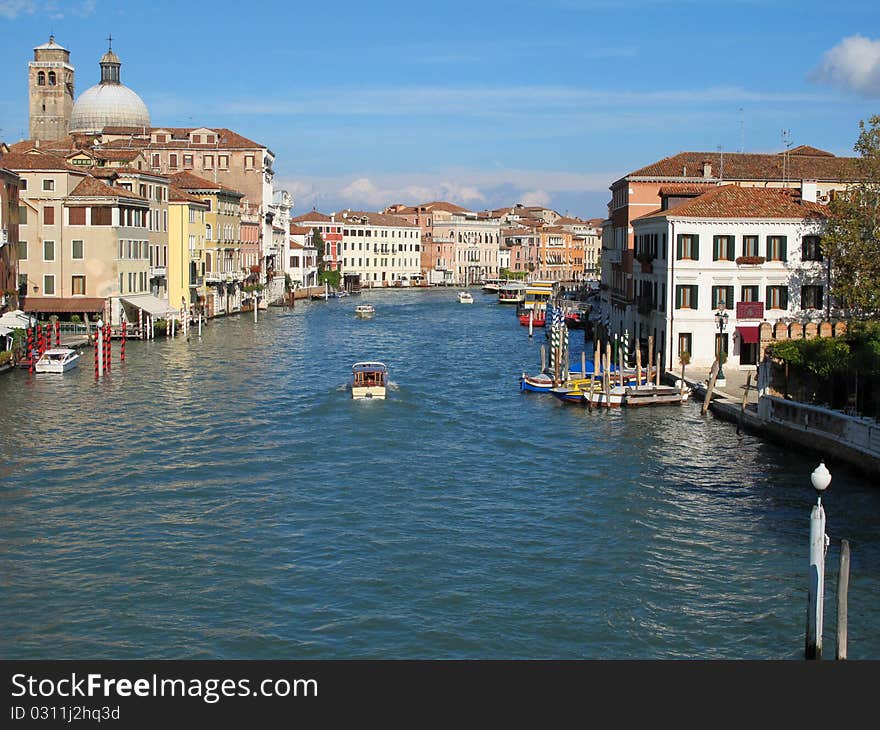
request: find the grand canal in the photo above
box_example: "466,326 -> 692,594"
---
1,288 -> 879,659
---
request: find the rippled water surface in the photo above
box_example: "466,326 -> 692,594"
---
1,288 -> 879,659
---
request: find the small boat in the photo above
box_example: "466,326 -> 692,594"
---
458,291 -> 474,304
498,281 -> 526,304
351,361 -> 388,400
623,383 -> 691,406
34,347 -> 80,373
355,304 -> 375,318
518,310 -> 545,327
520,370 -> 584,392
481,278 -> 504,293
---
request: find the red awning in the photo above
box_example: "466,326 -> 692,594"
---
736,326 -> 760,344
21,297 -> 106,313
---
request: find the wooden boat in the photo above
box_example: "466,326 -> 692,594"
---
355,304 -> 375,318
34,347 -> 80,373
520,370 -> 584,392
623,384 -> 691,406
498,281 -> 526,304
550,377 -> 595,404
458,291 -> 474,303
351,361 -> 388,400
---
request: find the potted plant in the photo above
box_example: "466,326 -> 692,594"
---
735,255 -> 765,266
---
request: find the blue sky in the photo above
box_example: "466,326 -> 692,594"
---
1,0 -> 879,218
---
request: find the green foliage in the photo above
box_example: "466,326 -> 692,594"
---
678,350 -> 691,366
0,350 -> 13,365
500,268 -> 527,280
70,314 -> 82,324
770,337 -> 850,378
244,284 -> 264,293
822,114 -> 880,317
319,269 -> 341,288
311,229 -> 326,269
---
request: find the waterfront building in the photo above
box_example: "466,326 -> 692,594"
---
0,167 -> 22,312
28,36 -> 75,143
239,203 -> 261,278
448,209 -> 501,286
290,210 -> 343,273
6,150 -> 151,323
169,171 -> 244,317
285,224 -> 319,289
265,191 -> 293,304
167,186 -> 209,315
535,225 -> 578,282
502,227 -> 540,277
338,210 -> 421,287
558,216 -> 602,281
630,185 -> 828,371
599,146 -> 861,361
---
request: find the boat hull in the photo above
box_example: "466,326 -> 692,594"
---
352,386 -> 386,400
34,350 -> 80,373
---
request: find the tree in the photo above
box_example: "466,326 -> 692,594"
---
311,229 -> 326,273
822,114 -> 880,317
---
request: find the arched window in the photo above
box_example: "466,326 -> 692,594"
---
37,71 -> 46,86
48,71 -> 56,85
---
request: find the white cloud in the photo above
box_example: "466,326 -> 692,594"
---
0,0 -> 96,18
520,190 -> 552,207
0,0 -> 35,17
811,35 -> 880,98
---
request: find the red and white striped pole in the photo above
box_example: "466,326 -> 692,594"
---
121,320 -> 126,361
94,321 -> 102,378
36,324 -> 42,357
105,323 -> 111,372
138,308 -> 143,339
55,319 -> 60,347
26,327 -> 34,373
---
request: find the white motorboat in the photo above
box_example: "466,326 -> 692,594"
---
355,304 -> 375,318
351,361 -> 388,399
34,347 -> 80,373
458,291 -> 474,304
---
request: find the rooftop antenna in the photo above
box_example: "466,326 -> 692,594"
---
717,145 -> 724,180
782,129 -> 793,186
738,107 -> 744,153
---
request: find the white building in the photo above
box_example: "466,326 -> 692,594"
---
339,210 -> 421,287
284,224 -> 318,289
630,185 -> 828,371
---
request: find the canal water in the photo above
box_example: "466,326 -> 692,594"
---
1,288 -> 878,659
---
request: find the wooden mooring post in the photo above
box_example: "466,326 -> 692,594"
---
737,372 -> 752,435
701,358 -> 720,415
837,539 -> 850,660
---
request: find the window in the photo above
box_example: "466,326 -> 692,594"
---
169,153 -> 178,168
203,155 -> 214,169
203,198 -> 212,212
675,284 -> 699,309
17,241 -> 27,260
676,234 -> 699,260
802,235 -> 823,261
43,206 -> 55,225
741,285 -> 759,302
766,285 -> 789,310
712,235 -> 735,261
193,134 -> 201,144
678,333 -> 692,357
72,275 -> 85,295
43,240 -> 55,261
183,154 -> 193,168
43,275 -> 55,295
72,240 -> 83,259
711,285 -> 734,309
742,235 -> 759,257
69,207 -> 86,225
801,285 -> 824,310
37,71 -> 45,85
20,178 -> 27,191
767,235 -> 787,262
19,205 -> 28,225
151,153 -> 160,167
42,179 -> 55,191
206,224 -> 213,241
219,155 -> 228,169
48,71 -> 56,85
245,155 -> 255,169
92,207 -> 112,225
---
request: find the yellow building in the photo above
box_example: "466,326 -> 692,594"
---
167,185 -> 207,314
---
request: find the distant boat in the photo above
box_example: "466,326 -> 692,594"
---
34,347 -> 80,373
458,291 -> 474,304
481,278 -> 504,293
355,304 -> 375,318
498,281 -> 526,304
351,361 -> 388,400
518,310 -> 545,327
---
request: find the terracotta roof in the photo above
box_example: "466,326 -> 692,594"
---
21,297 -> 105,313
168,185 -> 209,205
147,127 -> 265,150
291,211 -> 332,222
289,241 -> 305,249
625,149 -> 861,183
418,201 -> 471,213
289,225 -> 313,235
93,149 -> 144,161
784,145 -> 835,157
0,151 -> 76,171
69,176 -> 149,201
338,210 -> 418,227
169,171 -> 243,197
658,183 -> 718,196
634,185 -> 829,222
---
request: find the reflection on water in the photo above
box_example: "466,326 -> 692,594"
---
1,289 -> 879,659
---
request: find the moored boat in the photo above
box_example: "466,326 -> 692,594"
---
518,309 -> 545,326
623,383 -> 691,406
351,361 -> 388,400
498,281 -> 526,305
481,278 -> 504,293
34,347 -> 80,373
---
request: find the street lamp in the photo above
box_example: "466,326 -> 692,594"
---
806,460 -> 831,659
714,306 -> 729,379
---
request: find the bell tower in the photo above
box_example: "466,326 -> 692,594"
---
28,35 -> 75,142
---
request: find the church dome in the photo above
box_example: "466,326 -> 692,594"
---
68,44 -> 150,133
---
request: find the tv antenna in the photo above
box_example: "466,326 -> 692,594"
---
782,129 -> 793,185
717,145 -> 724,181
738,107 -> 744,153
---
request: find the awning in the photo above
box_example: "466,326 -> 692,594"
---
0,325 -> 11,337
736,326 -> 760,344
22,297 -> 105,313
119,294 -> 173,317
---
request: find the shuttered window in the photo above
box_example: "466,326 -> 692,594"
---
675,284 -> 699,309
712,235 -> 735,261
676,234 -> 699,260
767,235 -> 787,261
711,285 -> 734,308
766,285 -> 789,309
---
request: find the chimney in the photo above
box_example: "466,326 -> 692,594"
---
801,180 -> 818,203
702,160 -> 712,178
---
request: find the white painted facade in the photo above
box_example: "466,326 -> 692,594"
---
339,212 -> 421,287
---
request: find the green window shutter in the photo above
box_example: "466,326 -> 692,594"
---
726,286 -> 734,307
712,236 -> 719,261
780,236 -> 787,261
727,237 -> 735,261
781,287 -> 788,309
692,286 -> 699,310
676,235 -> 683,260
675,286 -> 682,308
692,235 -> 700,261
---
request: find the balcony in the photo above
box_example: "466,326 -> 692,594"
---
189,276 -> 204,287
149,266 -> 166,278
